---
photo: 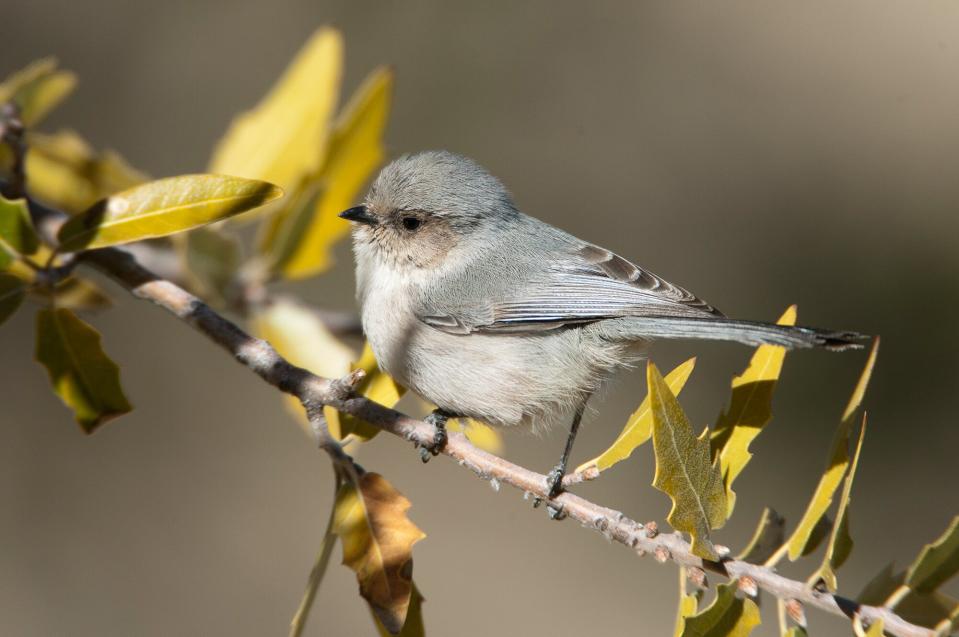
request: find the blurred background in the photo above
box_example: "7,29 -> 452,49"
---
2,1 -> 957,635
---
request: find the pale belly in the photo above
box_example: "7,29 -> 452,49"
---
361,286 -> 630,431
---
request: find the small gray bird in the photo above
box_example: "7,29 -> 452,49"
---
341,150 -> 863,499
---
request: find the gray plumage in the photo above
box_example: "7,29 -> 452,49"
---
345,150 -> 863,436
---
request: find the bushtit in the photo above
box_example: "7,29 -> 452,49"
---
341,151 -> 863,498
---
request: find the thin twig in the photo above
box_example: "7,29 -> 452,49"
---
14,150 -> 935,636
67,242 -> 932,637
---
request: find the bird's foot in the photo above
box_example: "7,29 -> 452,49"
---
418,409 -> 450,463
545,463 -> 566,499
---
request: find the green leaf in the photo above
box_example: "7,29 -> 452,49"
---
262,66 -> 393,279
786,337 -> 879,560
209,27 -> 343,196
737,507 -> 785,563
49,276 -> 112,311
0,58 -> 77,126
784,629 -> 808,637
181,226 -> 241,306
859,564 -> 959,629
648,361 -> 727,560
333,472 -> 426,635
34,307 -> 132,432
905,515 -> 959,594
0,196 -> 39,267
810,416 -> 867,591
25,129 -> 147,214
680,583 -> 761,637
57,174 -> 283,251
711,306 -> 795,518
576,357 -> 696,476
0,273 -> 27,325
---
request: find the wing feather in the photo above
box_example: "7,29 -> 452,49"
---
418,242 -> 723,335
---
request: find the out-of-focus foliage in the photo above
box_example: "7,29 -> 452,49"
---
678,583 -> 760,637
737,507 -> 785,564
711,306 -> 795,518
34,307 -> 131,432
0,196 -> 39,266
577,357 -> 695,476
0,273 -> 27,325
858,560 -> 958,631
786,338 -> 878,560
648,362 -> 727,561
51,276 -> 112,311
259,66 -> 393,279
332,472 -> 425,635
0,57 -> 76,127
252,298 -> 356,436
209,28 -> 343,201
26,129 -> 147,213
905,515 -> 959,594
57,174 -> 282,251
181,226 -> 241,307
448,418 -> 504,455
336,342 -> 404,442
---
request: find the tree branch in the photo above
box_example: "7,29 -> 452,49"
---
44,233 -> 930,637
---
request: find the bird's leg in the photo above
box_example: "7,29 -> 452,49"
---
419,408 -> 454,463
545,403 -> 586,500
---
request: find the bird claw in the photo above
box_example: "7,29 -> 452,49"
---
417,409 -> 450,462
545,464 -> 566,499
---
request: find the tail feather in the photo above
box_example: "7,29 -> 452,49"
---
608,317 -> 867,351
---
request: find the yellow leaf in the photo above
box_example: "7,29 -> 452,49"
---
737,507 -> 785,563
374,583 -> 425,637
209,28 -> 342,196
24,129 -> 147,214
576,357 -> 696,476
853,615 -> 885,637
905,515 -> 959,594
57,174 -> 283,251
34,307 -> 132,432
252,299 -> 356,438
448,418 -> 504,455
263,67 -> 393,279
680,583 -> 761,637
337,342 -> 406,441
333,472 -> 426,635
711,306 -> 795,518
675,567 -> 703,637
0,196 -> 39,267
810,415 -> 867,591
0,273 -> 27,325
648,362 -> 727,560
786,337 -> 878,560
0,58 -> 76,126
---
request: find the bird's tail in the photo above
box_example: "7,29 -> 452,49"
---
607,317 -> 866,351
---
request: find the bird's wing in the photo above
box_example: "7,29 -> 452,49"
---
418,242 -> 724,335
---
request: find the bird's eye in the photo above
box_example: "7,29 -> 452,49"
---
401,216 -> 422,231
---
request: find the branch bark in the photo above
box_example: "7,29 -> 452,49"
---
52,236 -> 931,637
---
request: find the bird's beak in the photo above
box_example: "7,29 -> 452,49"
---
339,205 -> 377,226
